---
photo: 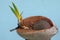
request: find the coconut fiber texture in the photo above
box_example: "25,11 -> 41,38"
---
20,16 -> 53,30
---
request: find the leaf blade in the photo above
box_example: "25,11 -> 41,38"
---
9,6 -> 20,20
12,2 -> 19,15
12,2 -> 22,20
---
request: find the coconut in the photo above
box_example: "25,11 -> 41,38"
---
9,2 -> 58,40
16,16 -> 58,40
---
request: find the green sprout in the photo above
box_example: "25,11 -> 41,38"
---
9,2 -> 29,32
9,2 -> 22,32
9,2 -> 22,22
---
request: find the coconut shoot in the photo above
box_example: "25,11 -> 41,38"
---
9,2 -> 22,22
9,2 -> 29,32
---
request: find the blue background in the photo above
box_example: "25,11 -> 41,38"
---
0,0 -> 60,40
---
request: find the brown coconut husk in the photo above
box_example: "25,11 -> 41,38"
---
17,16 -> 53,32
21,16 -> 53,28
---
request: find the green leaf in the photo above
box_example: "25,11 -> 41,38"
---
12,2 -> 19,15
9,2 -> 22,21
9,6 -> 20,20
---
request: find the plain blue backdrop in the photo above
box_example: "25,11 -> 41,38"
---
0,0 -> 60,40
